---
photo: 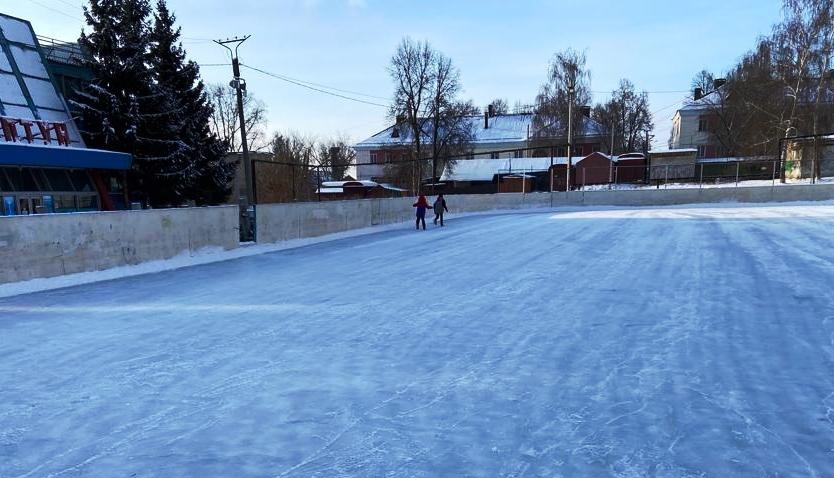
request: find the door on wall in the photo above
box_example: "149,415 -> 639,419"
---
31,197 -> 43,214
18,198 -> 30,215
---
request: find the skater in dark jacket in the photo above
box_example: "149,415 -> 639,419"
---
433,194 -> 449,226
413,194 -> 430,230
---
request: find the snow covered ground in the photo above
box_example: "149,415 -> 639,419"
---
3,203 -> 834,477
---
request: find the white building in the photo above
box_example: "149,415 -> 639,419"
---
668,93 -> 724,158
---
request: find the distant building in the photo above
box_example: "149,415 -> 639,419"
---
354,111 -> 606,182
316,180 -> 408,200
0,13 -> 131,215
668,92 -> 725,159
438,152 -> 647,192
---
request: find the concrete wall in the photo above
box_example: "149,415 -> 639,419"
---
256,198 -> 415,243
0,206 -> 239,284
255,184 -> 834,245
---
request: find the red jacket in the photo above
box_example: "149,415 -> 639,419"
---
413,195 -> 430,208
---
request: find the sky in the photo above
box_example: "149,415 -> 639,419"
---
3,0 -> 784,148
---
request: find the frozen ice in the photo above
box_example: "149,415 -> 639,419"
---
2,204 -> 834,477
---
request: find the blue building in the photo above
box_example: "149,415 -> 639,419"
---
0,13 -> 131,216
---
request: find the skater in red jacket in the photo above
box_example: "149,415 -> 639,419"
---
413,194 -> 430,230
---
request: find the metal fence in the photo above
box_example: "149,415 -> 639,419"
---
249,154 -> 834,204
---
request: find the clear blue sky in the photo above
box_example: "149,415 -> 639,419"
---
7,0 -> 783,147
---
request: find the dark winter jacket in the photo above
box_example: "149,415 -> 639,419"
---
433,197 -> 448,214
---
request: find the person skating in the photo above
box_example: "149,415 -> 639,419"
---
413,194 -> 430,230
433,194 -> 448,226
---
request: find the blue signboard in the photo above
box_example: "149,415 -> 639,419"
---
3,196 -> 15,216
42,195 -> 54,213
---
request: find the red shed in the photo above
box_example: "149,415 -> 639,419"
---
574,152 -> 613,186
613,153 -> 647,183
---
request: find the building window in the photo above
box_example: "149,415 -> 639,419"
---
698,117 -> 709,132
697,145 -> 707,158
490,152 -> 499,159
513,149 -> 523,158
556,146 -> 567,157
369,152 -> 379,164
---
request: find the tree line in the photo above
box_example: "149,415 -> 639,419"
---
686,0 -> 834,159
383,39 -> 654,190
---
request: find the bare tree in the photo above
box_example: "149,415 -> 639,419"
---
534,49 -> 592,140
388,37 -> 474,191
490,98 -> 510,115
690,69 -> 716,98
317,137 -> 355,181
592,79 -> 653,155
252,132 -> 317,203
388,38 -> 434,191
207,83 -> 269,153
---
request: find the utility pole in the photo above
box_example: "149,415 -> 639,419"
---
566,83 -> 575,193
215,36 -> 253,208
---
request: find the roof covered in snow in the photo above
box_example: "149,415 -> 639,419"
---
356,113 -> 605,149
441,156 -> 574,182
318,180 -> 408,192
649,148 -> 698,155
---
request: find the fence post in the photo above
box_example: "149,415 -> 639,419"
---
664,164 -> 669,189
699,163 -> 704,189
772,160 -> 777,187
582,167 -> 586,190
614,166 -> 618,189
522,169 -> 526,195
812,158 -> 816,184
316,167 -> 321,202
291,163 -> 296,201
735,161 -> 740,186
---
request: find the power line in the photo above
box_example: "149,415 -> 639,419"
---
30,0 -> 83,22
242,63 -> 389,101
53,0 -> 83,12
241,64 -> 389,108
591,89 -> 690,94
652,96 -> 691,117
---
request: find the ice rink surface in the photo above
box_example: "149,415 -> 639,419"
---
3,203 -> 834,477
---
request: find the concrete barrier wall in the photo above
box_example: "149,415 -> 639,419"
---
0,206 -> 239,284
256,198 -> 413,243
577,183 -> 834,207
255,184 -> 834,245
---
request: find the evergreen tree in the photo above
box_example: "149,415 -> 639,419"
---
148,0 -> 234,205
75,0 -> 233,206
75,0 -> 155,202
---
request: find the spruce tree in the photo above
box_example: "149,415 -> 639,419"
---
149,0 -> 235,205
75,0 -> 157,203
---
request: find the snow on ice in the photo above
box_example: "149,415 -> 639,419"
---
2,203 -> 834,477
